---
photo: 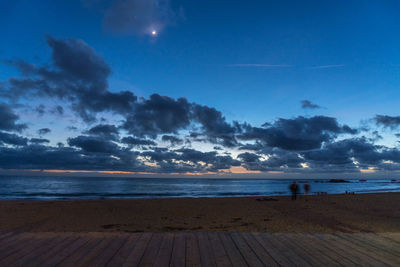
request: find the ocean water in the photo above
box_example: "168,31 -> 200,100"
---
0,176 -> 400,200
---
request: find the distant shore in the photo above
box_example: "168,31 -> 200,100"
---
1,192 -> 399,233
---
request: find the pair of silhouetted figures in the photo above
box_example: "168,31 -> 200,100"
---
290,181 -> 310,200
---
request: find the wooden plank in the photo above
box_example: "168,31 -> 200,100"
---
77,236 -> 116,267
29,235 -> 81,266
170,233 -> 186,267
107,233 -> 141,266
2,232 -> 400,267
251,233 -> 294,267
240,232 -> 278,266
218,233 -> 248,267
0,234 -> 57,266
356,233 -> 400,257
295,233 -> 356,266
273,233 -> 324,266
335,233 -> 400,266
0,233 -> 30,260
41,236 -> 90,266
279,233 -> 339,266
58,236 -> 104,267
14,234 -> 69,266
264,233 -> 312,267
138,232 -> 164,266
185,233 -> 201,267
314,234 -> 385,266
197,232 -> 217,267
153,233 -> 174,267
230,232 -> 263,267
124,232 -> 153,266
208,232 -> 232,267
0,232 -> 18,241
379,232 -> 400,244
87,235 -> 128,266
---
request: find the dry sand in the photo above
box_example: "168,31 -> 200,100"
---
0,193 -> 399,233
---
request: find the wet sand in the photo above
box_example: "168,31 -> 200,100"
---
0,193 -> 399,233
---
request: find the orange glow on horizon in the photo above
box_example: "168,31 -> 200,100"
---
224,166 -> 262,174
22,166 -> 263,176
360,167 -> 376,173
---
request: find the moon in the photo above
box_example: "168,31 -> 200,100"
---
151,30 -> 157,36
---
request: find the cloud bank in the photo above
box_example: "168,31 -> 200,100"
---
1,36 -> 400,177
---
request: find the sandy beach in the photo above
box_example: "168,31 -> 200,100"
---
1,193 -> 399,233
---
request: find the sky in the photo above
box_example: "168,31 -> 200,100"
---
1,0 -> 400,178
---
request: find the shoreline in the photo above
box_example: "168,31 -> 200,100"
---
0,190 -> 398,202
1,192 -> 399,233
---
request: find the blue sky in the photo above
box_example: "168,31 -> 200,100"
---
1,0 -> 400,177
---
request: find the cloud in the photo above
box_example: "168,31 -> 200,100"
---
161,135 -> 183,146
227,64 -> 293,68
301,100 -> 321,109
122,94 -> 191,137
38,128 -> 51,136
30,138 -> 50,144
0,102 -> 27,132
4,36 -> 400,175
52,105 -> 64,115
86,124 -> 119,141
238,116 -> 357,151
142,148 -> 241,173
302,137 -> 400,171
0,131 -> 28,146
121,136 -> 157,147
35,104 -> 46,116
307,64 -> 345,69
68,135 -> 119,153
3,36 -> 137,122
0,144 -> 145,171
375,115 -> 400,129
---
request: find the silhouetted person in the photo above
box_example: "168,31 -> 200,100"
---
290,181 -> 299,200
304,182 -> 310,201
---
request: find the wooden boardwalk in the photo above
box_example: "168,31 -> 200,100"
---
0,232 -> 399,266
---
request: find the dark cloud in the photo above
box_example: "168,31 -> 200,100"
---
52,105 -> 64,115
121,136 -> 157,147
3,36 -> 137,122
122,94 -> 191,137
375,115 -> 400,129
66,126 -> 79,132
0,102 -> 27,132
192,104 -> 238,147
0,131 -> 28,146
122,95 -> 240,147
301,137 -> 400,171
161,135 -> 183,146
4,36 -> 400,175
0,144 -> 145,172
68,135 -> 119,153
142,148 -> 240,173
38,128 -> 51,136
86,124 -> 119,141
3,38 -> 241,146
301,100 -> 321,109
35,104 -> 46,116
238,149 -> 303,172
238,116 -> 357,151
30,138 -> 50,144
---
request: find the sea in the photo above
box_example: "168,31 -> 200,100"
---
0,176 -> 400,200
